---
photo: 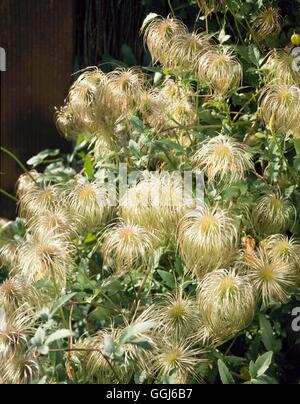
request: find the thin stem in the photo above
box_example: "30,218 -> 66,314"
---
0,147 -> 37,184
168,0 -> 175,18
0,188 -> 18,202
131,267 -> 152,320
269,116 -> 296,181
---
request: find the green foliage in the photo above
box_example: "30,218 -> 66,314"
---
1,0 -> 300,385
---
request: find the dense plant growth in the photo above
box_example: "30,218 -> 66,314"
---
1,0 -> 300,384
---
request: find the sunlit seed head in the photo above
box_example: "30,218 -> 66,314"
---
246,247 -> 296,306
259,83 -> 300,134
120,172 -> 193,245
141,15 -> 187,65
0,306 -> 34,356
56,68 -> 104,139
178,205 -> 239,277
3,353 -> 40,384
0,277 -> 41,311
101,221 -> 158,273
16,231 -> 74,285
27,208 -> 77,239
193,134 -> 253,184
197,48 -> 242,96
253,191 -> 296,236
18,183 -> 59,219
151,337 -> 206,383
252,6 -> 282,41
197,269 -> 256,337
166,32 -> 213,71
66,178 -> 114,231
154,290 -> 201,337
95,68 -> 146,120
264,49 -> 300,86
16,171 -> 40,199
261,235 -> 300,271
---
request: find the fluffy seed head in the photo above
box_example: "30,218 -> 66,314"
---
0,306 -> 34,356
150,337 -> 206,383
246,247 -> 296,306
0,352 -> 40,384
96,68 -> 146,120
253,191 -> 296,236
16,231 -> 74,285
259,83 -> 300,134
120,172 -> 194,244
261,235 -> 300,271
141,15 -> 187,64
18,183 -> 59,219
197,48 -> 242,96
101,221 -> 158,273
178,205 -> 239,277
16,171 -> 40,199
166,32 -> 213,71
197,269 -> 256,338
27,207 -> 77,239
56,68 -> 104,139
252,6 -> 282,41
154,290 -> 201,337
264,49 -> 300,86
0,277 -> 41,311
193,134 -> 253,184
66,178 -> 114,231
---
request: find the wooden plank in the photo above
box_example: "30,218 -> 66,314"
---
0,0 -> 74,218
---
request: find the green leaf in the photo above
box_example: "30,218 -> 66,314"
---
49,293 -> 77,319
27,149 -> 60,167
218,28 -> 231,44
103,335 -> 115,355
84,154 -> 94,178
294,139 -> 300,156
157,270 -> 175,289
254,352 -> 273,377
217,359 -> 236,384
249,361 -> 257,379
127,337 -> 153,351
259,314 -> 279,352
248,44 -> 261,67
119,320 -> 156,345
45,329 -> 75,345
31,327 -> 46,347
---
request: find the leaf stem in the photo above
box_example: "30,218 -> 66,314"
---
0,188 -> 18,202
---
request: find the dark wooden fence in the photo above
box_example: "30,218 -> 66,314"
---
0,0 -> 169,219
0,0 -> 75,218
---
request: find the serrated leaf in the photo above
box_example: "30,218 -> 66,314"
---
217,359 -> 236,384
